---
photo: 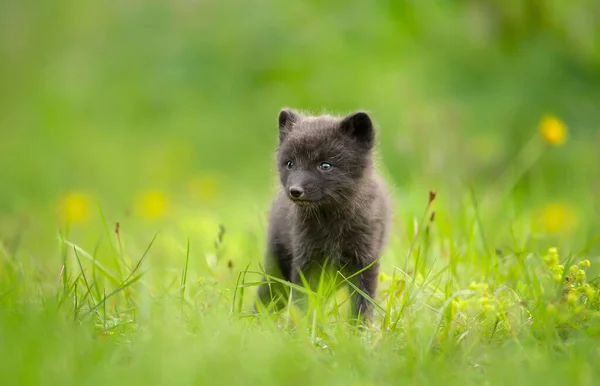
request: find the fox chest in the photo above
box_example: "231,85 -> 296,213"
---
290,220 -> 364,264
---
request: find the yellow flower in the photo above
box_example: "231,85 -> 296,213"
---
551,265 -> 565,281
544,247 -> 560,267
570,265 -> 579,277
539,202 -> 578,234
378,272 -> 392,282
579,284 -> 595,299
135,190 -> 168,220
579,259 -> 591,269
550,265 -> 564,281
469,281 -> 489,292
576,269 -> 586,283
539,114 -> 567,146
58,192 -> 91,224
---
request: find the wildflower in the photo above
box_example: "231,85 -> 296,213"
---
469,282 -> 489,292
58,192 -> 91,224
544,249 -> 565,280
539,202 -> 578,234
576,269 -> 586,283
539,114 -> 567,146
135,190 -> 168,220
567,292 -> 578,305
570,265 -> 579,277
379,272 -> 392,282
550,265 -> 564,281
579,284 -> 595,299
579,259 -> 591,269
544,247 -> 560,267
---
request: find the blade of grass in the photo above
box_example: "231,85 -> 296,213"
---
337,272 -> 386,316
73,246 -> 97,310
86,233 -> 157,314
180,237 -> 190,298
59,236 -> 121,286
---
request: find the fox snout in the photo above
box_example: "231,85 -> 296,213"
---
288,186 -> 305,199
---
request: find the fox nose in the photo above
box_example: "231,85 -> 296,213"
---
289,186 -> 304,199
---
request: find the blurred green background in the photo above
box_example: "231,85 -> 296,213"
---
2,2 -> 600,385
1,0 -> 599,245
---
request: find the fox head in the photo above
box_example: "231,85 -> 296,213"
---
275,108 -> 376,207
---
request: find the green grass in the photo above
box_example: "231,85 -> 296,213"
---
2,0 -> 600,384
2,182 -> 600,385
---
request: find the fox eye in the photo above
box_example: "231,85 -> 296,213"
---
285,161 -> 294,169
318,162 -> 332,171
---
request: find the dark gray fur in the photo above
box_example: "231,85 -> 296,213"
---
256,108 -> 392,322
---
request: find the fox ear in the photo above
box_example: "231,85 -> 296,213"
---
340,111 -> 374,147
278,108 -> 300,142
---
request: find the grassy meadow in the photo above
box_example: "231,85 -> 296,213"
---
1,1 -> 600,385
